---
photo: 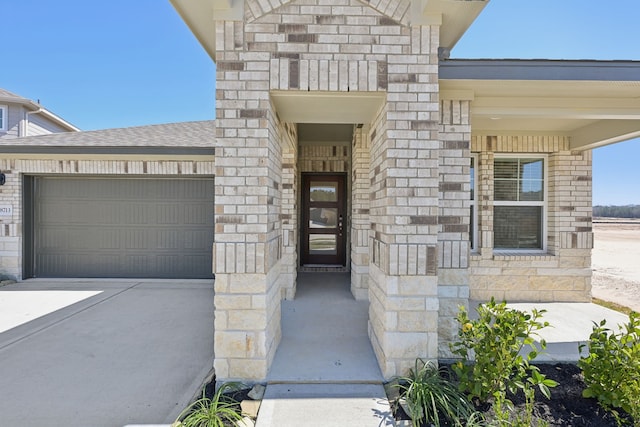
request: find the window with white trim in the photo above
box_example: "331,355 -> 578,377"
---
493,156 -> 546,251
470,155 -> 478,251
0,105 -> 6,132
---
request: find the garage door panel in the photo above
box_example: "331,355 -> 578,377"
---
32,177 -> 214,279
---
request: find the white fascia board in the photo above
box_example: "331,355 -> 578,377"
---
570,120 -> 640,151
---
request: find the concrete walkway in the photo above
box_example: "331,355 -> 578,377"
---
257,273 -> 392,427
0,279 -> 214,427
506,301 -> 631,361
255,275 -> 632,426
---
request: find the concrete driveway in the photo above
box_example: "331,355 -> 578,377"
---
0,279 -> 214,427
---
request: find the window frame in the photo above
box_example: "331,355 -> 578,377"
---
493,154 -> 548,253
470,154 -> 478,252
0,105 -> 7,132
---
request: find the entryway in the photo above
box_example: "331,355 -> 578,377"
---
301,174 -> 347,267
267,272 -> 382,382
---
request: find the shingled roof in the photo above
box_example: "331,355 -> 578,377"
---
0,120 -> 215,154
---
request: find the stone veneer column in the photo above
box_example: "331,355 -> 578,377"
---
213,20 -> 285,381
437,99 -> 471,358
351,125 -> 371,300
368,25 -> 441,378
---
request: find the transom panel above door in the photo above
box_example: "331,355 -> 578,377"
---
301,173 -> 347,266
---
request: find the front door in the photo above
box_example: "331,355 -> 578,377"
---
301,174 -> 347,266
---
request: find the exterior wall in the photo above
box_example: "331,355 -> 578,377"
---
214,0 -> 447,380
279,122 -> 298,300
27,114 -> 70,136
0,157 -> 215,281
437,99 -> 471,358
351,125 -> 371,300
213,18 -> 286,380
0,104 -> 23,139
470,135 -> 592,302
367,23 -> 443,378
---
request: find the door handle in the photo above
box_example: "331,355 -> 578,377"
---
338,215 -> 343,236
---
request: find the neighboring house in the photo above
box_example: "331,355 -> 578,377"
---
0,88 -> 79,138
1,0 -> 640,384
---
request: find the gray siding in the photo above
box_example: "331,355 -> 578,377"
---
28,113 -> 71,136
0,104 -> 23,139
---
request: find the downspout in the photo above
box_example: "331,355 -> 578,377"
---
21,107 -> 43,137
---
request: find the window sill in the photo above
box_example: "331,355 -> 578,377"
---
493,251 -> 554,261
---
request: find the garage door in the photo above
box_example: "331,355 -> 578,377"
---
27,177 -> 214,279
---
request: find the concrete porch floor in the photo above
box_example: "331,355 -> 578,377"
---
267,272 -> 383,383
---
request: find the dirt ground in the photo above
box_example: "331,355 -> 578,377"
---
592,219 -> 640,313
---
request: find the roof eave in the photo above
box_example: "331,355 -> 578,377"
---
170,0 -> 491,62
0,96 -> 80,132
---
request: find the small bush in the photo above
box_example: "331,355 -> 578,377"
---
578,311 -> 640,426
450,299 -> 557,426
175,382 -> 244,427
396,359 -> 475,427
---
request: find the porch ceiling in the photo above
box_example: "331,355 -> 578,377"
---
271,91 -> 386,125
441,61 -> 640,150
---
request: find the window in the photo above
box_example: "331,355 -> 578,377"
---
0,105 -> 6,132
494,156 -> 546,251
470,155 -> 477,251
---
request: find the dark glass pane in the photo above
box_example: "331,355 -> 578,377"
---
470,157 -> 475,201
309,208 -> 337,228
494,159 -> 518,179
309,235 -> 337,255
520,180 -> 544,201
470,205 -> 475,249
494,206 -> 543,249
310,182 -> 337,202
494,180 -> 518,201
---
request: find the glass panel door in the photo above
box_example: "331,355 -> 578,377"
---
301,174 -> 346,266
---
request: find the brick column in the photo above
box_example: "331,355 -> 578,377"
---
279,122 -> 298,300
351,125 -> 371,300
368,25 -> 441,378
437,99 -> 472,358
213,21 -> 284,381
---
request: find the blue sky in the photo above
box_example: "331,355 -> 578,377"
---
1,0 -> 639,205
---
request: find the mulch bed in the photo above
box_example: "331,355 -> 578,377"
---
390,363 -> 633,426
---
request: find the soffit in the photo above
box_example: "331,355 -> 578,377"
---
440,79 -> 640,150
271,91 -> 385,125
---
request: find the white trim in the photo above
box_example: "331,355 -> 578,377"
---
492,154 -> 548,252
0,105 -> 7,132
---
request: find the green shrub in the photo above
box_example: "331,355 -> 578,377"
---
578,311 -> 640,426
175,382 -> 244,427
397,359 -> 475,427
450,298 -> 557,426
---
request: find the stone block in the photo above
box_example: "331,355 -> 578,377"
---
240,400 -> 261,418
385,332 -> 428,359
228,310 -> 267,330
215,332 -> 249,358
228,359 -> 267,381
